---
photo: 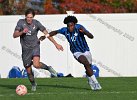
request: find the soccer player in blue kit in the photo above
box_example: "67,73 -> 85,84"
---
13,8 -> 63,91
39,16 -> 102,90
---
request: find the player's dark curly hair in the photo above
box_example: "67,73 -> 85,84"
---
63,16 -> 78,24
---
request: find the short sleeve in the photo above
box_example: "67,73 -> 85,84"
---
57,27 -> 66,35
78,24 -> 89,33
37,21 -> 46,32
14,19 -> 23,32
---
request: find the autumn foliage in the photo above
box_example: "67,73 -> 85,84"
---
44,0 -> 137,14
0,0 -> 137,15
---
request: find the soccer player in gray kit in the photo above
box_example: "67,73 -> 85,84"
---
13,8 -> 63,91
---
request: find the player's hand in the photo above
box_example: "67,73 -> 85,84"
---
55,44 -> 64,51
39,36 -> 46,41
23,28 -> 29,33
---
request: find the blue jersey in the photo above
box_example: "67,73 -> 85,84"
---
57,24 -> 90,53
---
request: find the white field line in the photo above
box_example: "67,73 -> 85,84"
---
0,91 -> 137,97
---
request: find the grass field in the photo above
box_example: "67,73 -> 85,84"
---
0,77 -> 137,100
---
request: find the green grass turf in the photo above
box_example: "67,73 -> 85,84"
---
0,77 -> 137,100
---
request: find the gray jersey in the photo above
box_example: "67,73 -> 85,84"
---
14,19 -> 46,49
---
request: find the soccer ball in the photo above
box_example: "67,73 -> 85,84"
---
16,85 -> 27,96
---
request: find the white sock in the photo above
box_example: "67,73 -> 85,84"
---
88,75 -> 99,83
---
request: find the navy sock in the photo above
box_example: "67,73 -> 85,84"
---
40,62 -> 57,77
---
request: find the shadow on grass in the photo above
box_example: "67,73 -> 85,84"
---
0,84 -> 31,90
0,84 -> 91,91
38,84 -> 90,90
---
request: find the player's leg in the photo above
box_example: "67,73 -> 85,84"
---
32,45 -> 58,77
84,51 -> 102,90
40,62 -> 58,77
77,55 -> 101,90
74,52 -> 101,90
77,55 -> 93,76
22,48 -> 37,91
25,66 -> 37,91
33,56 -> 58,77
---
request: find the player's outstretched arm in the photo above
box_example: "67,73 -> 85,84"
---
49,31 -> 58,37
39,30 -> 58,41
42,30 -> 64,51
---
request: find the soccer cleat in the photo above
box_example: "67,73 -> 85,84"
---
88,81 -> 96,90
92,83 -> 102,90
31,83 -> 37,91
88,81 -> 102,90
95,83 -> 102,90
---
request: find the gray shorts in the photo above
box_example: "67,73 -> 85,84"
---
73,51 -> 92,64
22,45 -> 40,67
